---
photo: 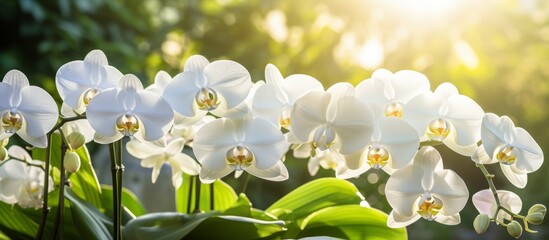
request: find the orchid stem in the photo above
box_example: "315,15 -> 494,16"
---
109,140 -> 123,240
210,183 -> 214,210
193,176 -> 201,213
476,163 -> 502,206
187,176 -> 194,214
52,142 -> 68,240
36,133 -> 52,240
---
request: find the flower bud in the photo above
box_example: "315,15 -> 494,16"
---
0,147 -> 7,161
526,212 -> 544,225
473,214 -> 490,234
64,151 -> 81,173
528,204 -> 546,217
66,132 -> 86,150
506,220 -> 522,239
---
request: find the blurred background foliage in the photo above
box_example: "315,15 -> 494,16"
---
1,0 -> 549,239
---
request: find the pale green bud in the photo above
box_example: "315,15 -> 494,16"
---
66,132 -> 86,150
473,214 -> 490,234
528,204 -> 546,217
0,147 -> 6,161
506,220 -> 522,239
526,212 -> 544,225
64,151 -> 81,173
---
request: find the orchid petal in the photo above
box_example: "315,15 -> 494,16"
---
385,165 -> 425,216
199,165 -> 234,184
7,145 -> 31,160
501,164 -> 527,188
513,127 -> 543,172
331,96 -> 374,154
413,147 -> 443,190
471,189 -> 495,216
290,90 -> 330,142
86,88 -> 125,137
246,161 -> 289,181
281,74 -> 323,104
392,70 -> 430,103
243,118 -> 287,169
193,119 -> 236,170
126,140 -> 163,159
471,145 -> 497,164
481,113 -> 508,157
184,55 -> 209,72
252,83 -> 285,125
205,60 -> 252,110
431,170 -> 468,216
442,128 -> 478,156
379,118 -> 419,169
403,92 -> 445,137
434,82 -> 458,99
342,148 -> 364,170
434,213 -> 460,225
146,71 -> 172,95
133,91 -> 174,141
445,95 -> 484,146
171,153 -> 200,176
162,71 -> 202,118
387,210 -> 420,228
18,86 -> 58,138
93,132 -> 123,144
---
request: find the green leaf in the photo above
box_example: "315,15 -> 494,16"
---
100,185 -> 146,222
0,202 -> 38,239
184,214 -> 285,240
123,212 -> 217,240
67,143 -> 103,208
266,178 -> 362,222
298,205 -> 407,240
175,174 -> 238,213
65,188 -> 112,240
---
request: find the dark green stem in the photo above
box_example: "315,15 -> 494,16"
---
109,141 -> 123,240
240,171 -> 250,194
36,133 -> 52,240
193,176 -> 201,213
210,183 -> 215,210
187,176 -> 194,214
52,143 -> 68,240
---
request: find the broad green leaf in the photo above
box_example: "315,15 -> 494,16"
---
184,214 -> 285,239
0,202 -> 38,239
100,185 -> 146,223
298,205 -> 407,240
123,211 -> 217,240
223,193 -> 252,216
65,188 -> 112,240
0,230 -> 9,240
266,178 -> 362,222
175,174 -> 238,213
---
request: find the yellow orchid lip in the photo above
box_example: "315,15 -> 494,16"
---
195,87 -> 220,111
226,145 -> 254,171
82,88 -> 100,106
1,109 -> 23,134
417,194 -> 443,221
427,118 -> 450,141
496,145 -> 516,165
385,102 -> 403,118
366,146 -> 390,169
116,113 -> 139,136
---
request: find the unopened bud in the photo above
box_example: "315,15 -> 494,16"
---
506,220 -> 522,239
526,212 -> 544,225
0,147 -> 6,161
528,204 -> 546,217
473,214 -> 490,234
66,132 -> 86,150
64,151 -> 81,173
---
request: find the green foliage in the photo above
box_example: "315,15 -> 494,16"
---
0,203 -> 38,239
175,174 -> 238,213
65,189 -> 112,240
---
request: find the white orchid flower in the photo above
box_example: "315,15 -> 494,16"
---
472,189 -> 522,222
193,116 -> 289,184
290,83 -> 374,156
404,82 -> 484,156
252,63 -> 323,129
385,146 -> 469,228
356,68 -> 430,118
86,74 -> 174,144
171,115 -> 216,148
55,49 -> 122,113
343,104 -> 419,173
162,55 -> 253,126
0,70 -> 58,148
145,70 -> 172,95
0,146 -> 53,209
126,135 -> 200,188
307,148 -> 371,179
472,113 -> 543,188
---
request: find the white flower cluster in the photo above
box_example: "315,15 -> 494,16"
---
0,50 -> 544,230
